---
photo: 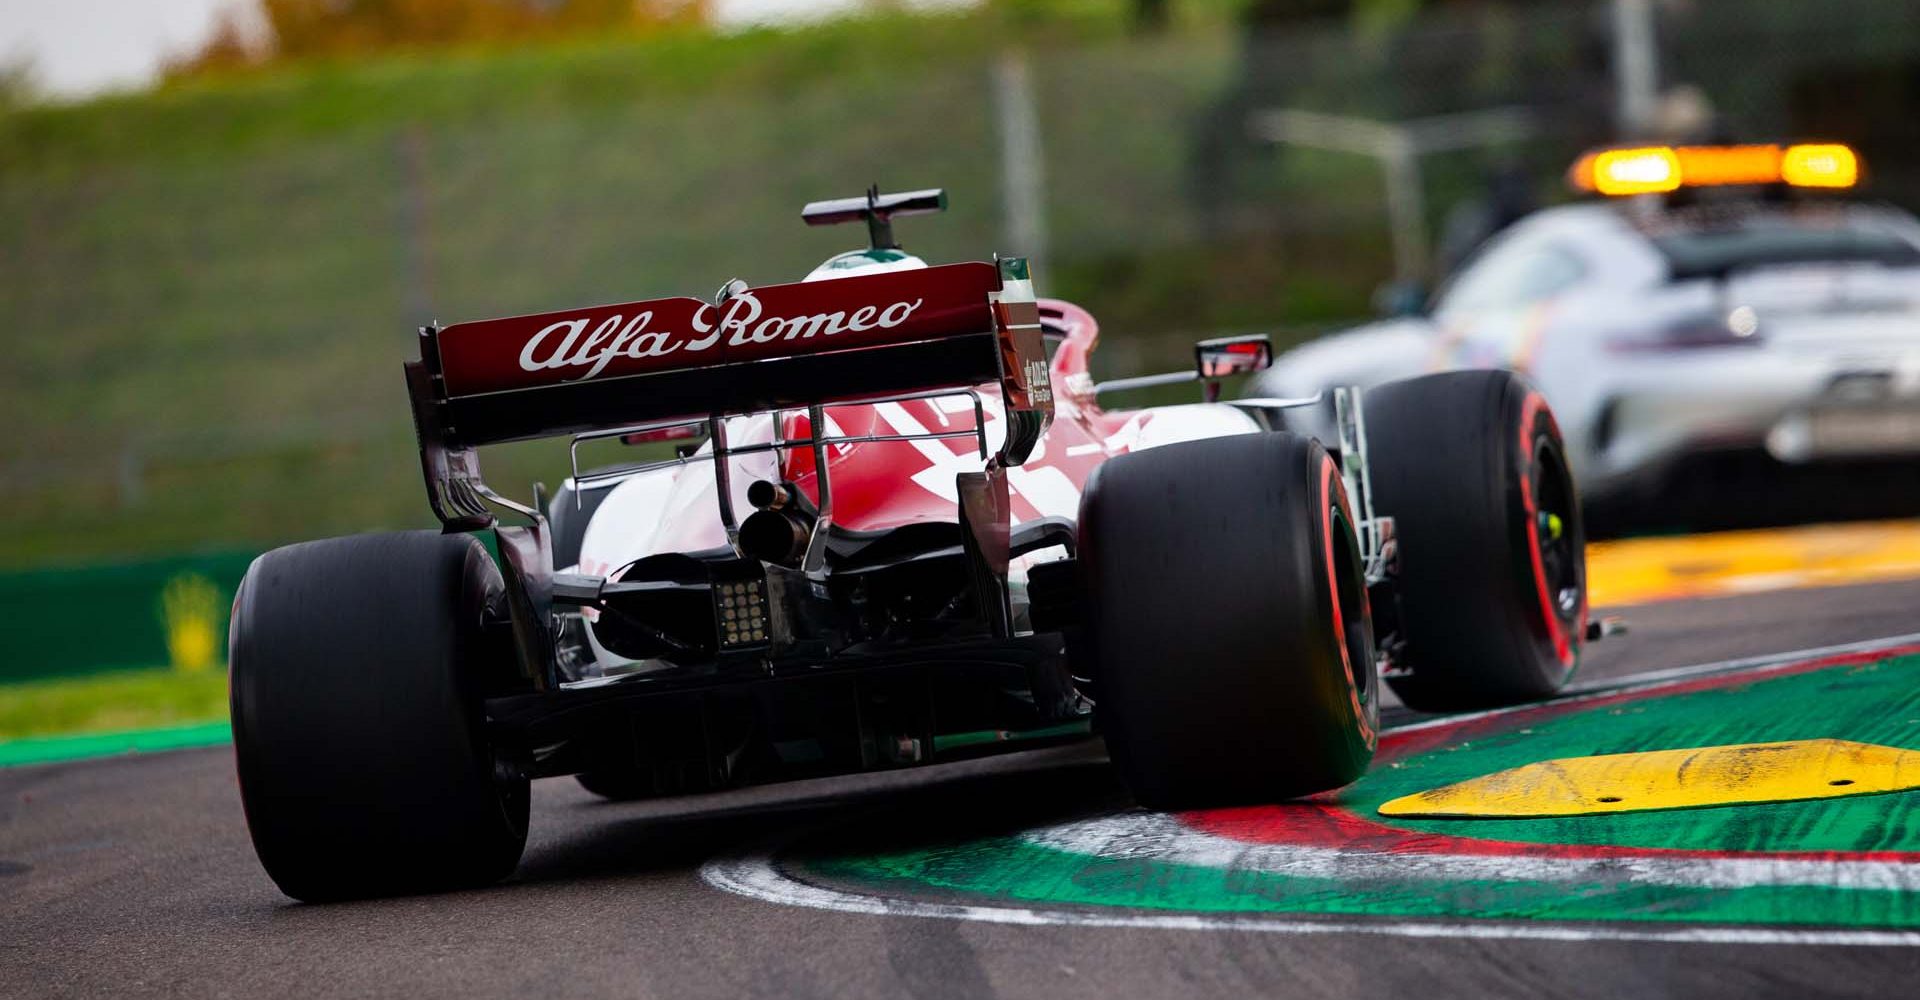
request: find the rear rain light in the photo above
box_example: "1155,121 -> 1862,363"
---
715,579 -> 770,647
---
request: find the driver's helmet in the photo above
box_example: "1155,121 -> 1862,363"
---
803,247 -> 928,282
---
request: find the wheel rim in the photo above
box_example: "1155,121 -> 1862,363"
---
1329,500 -> 1377,716
1530,436 -> 1583,632
494,757 -> 531,835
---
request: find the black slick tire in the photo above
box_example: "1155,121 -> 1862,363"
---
229,530 -> 529,901
1078,432 -> 1378,810
1364,370 -> 1587,712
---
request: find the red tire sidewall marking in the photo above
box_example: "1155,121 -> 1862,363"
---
1517,391 -> 1582,669
1320,452 -> 1377,747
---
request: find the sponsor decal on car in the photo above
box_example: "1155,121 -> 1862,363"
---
435,262 -> 1000,396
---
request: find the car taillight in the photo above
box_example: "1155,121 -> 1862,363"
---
715,578 -> 770,648
1605,306 -> 1762,352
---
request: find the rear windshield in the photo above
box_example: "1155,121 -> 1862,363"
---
1649,207 -> 1920,281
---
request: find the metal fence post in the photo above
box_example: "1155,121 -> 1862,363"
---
1248,107 -> 1535,284
1612,0 -> 1660,138
396,126 -> 437,332
993,51 -> 1049,271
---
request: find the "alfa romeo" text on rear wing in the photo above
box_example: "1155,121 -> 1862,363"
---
403,257 -> 1050,531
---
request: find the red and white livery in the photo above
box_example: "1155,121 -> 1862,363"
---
225,186 -> 1592,902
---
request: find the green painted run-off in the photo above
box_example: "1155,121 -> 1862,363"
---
1361,656 -> 1920,854
797,654 -> 1920,929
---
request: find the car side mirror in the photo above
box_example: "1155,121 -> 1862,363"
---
1195,335 -> 1274,379
1093,335 -> 1274,403
1373,280 -> 1429,318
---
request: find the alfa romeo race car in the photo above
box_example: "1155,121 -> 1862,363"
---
1256,143 -> 1920,527
228,189 -> 1589,902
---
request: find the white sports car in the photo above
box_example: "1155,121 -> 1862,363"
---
1256,143 -> 1920,525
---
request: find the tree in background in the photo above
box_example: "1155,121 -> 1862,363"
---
172,0 -> 709,75
0,57 -> 35,110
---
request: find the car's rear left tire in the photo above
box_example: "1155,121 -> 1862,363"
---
1365,369 -> 1587,711
1078,432 -> 1378,810
230,530 -> 529,902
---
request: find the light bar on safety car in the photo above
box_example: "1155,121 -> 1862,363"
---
1570,143 -> 1860,197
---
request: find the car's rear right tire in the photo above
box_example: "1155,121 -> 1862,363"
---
230,531 -> 529,902
1078,432 -> 1378,810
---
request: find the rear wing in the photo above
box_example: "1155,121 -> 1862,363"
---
405,256 -> 1050,531
802,188 -> 946,249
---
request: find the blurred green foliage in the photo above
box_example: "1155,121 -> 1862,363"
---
0,8 -> 1396,569
4,0 -> 1911,569
0,668 -> 228,740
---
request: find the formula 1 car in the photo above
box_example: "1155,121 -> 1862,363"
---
229,188 -> 1588,901
1256,143 -> 1920,527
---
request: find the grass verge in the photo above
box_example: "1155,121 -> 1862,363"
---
0,667 -> 229,742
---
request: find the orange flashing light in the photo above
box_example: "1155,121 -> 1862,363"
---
1781,144 -> 1859,188
1673,145 -> 1783,187
1588,147 -> 1683,196
1572,142 -> 1861,196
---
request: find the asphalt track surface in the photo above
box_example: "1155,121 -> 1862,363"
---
8,580 -> 1920,999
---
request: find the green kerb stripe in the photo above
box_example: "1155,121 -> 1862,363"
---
803,838 -> 1920,928
0,721 -> 232,767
